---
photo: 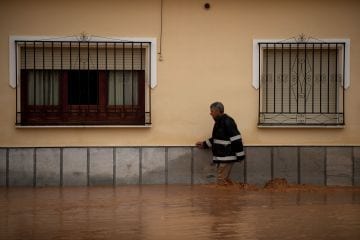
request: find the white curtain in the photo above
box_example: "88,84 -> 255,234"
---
108,71 -> 138,105
27,71 -> 59,105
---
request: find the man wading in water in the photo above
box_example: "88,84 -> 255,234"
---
196,102 -> 245,185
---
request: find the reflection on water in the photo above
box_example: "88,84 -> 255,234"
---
0,186 -> 359,240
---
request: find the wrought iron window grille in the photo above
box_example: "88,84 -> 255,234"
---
258,38 -> 346,126
15,38 -> 152,126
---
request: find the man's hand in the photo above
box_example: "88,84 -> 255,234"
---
195,141 -> 204,149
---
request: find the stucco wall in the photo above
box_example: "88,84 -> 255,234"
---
0,0 -> 359,147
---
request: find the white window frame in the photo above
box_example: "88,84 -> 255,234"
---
10,35 -> 157,128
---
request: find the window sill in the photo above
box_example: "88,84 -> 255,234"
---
257,125 -> 344,129
15,124 -> 152,129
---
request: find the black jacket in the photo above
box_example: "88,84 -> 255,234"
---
203,114 -> 245,163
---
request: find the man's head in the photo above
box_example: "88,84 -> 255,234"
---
210,102 -> 224,120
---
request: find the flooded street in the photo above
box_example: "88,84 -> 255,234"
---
0,185 -> 360,240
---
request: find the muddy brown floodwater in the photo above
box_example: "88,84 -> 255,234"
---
1,185 -> 360,240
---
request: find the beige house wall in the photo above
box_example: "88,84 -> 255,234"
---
0,0 -> 359,147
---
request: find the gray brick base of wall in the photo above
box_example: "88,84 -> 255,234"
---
0,146 -> 359,187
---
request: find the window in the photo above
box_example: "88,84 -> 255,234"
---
256,41 -> 348,126
15,40 -> 152,126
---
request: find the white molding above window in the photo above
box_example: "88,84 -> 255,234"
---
9,35 -> 158,89
252,38 -> 350,90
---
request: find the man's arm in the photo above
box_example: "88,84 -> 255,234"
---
195,138 -> 213,149
225,118 -> 245,160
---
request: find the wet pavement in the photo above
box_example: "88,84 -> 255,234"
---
0,185 -> 359,240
